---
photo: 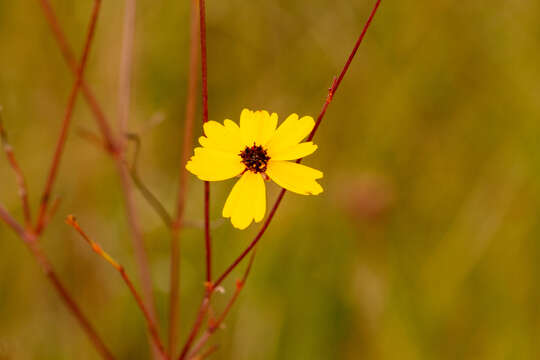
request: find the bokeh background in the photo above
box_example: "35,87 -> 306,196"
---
1,0 -> 540,359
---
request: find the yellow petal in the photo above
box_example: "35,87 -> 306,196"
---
186,147 -> 244,181
266,160 -> 323,195
239,108 -> 278,146
266,114 -> 315,154
223,171 -> 266,229
268,142 -> 318,161
199,120 -> 244,154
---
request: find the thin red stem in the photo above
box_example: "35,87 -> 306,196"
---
177,295 -> 211,360
35,0 -> 102,235
168,0 -> 200,355
0,114 -> 32,228
198,0 -> 212,284
197,345 -> 219,360
116,3 -> 163,357
118,0 -> 136,150
187,252 -> 256,359
65,216 -> 167,359
0,203 -> 25,236
116,159 -> 160,345
38,1 -> 160,354
0,204 -> 115,360
213,0 -> 382,289
38,0 -> 117,153
121,268 -> 168,359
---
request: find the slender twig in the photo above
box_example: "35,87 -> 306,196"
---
213,0 -> 382,289
117,2 -> 161,357
192,345 -> 219,360
198,0 -> 212,284
118,0 -> 136,152
65,216 -> 168,360
0,203 -> 25,237
35,0 -> 102,235
37,0 -> 118,153
125,133 -> 173,227
168,0 -> 200,355
176,2 -> 213,357
38,3 -> 162,349
178,293 -> 211,360
41,196 -> 62,229
77,127 -> 107,150
187,252 -> 256,359
0,111 -> 32,228
0,204 -> 115,360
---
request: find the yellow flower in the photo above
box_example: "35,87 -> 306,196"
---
186,108 -> 323,229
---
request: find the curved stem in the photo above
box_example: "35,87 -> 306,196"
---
213,0 -> 382,289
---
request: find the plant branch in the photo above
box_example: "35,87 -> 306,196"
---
118,0 -> 136,152
168,0 -> 200,355
0,204 -> 115,360
187,252 -> 256,359
177,292 -> 211,360
213,0 -> 382,289
198,0 -> 212,284
0,110 -> 32,228
35,0 -> 102,235
191,345 -> 219,360
117,3 -> 162,358
39,3 -> 161,350
66,216 -> 168,360
37,0 -> 118,153
125,133 -> 173,227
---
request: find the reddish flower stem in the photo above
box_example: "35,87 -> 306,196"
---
117,2 -> 161,358
0,204 -> 115,360
168,0 -> 200,355
118,0 -> 136,151
195,344 -> 219,360
37,0 -> 117,153
0,203 -> 24,236
199,0 -> 212,285
38,0 -> 160,352
187,252 -> 256,359
213,0 -> 382,290
66,216 -> 168,360
0,113 -> 32,228
34,0 -> 102,235
177,294 -> 211,360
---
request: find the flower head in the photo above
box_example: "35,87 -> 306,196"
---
186,108 -> 323,229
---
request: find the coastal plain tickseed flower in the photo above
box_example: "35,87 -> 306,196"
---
186,109 -> 323,229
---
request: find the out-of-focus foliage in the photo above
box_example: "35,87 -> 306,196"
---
1,0 -> 540,359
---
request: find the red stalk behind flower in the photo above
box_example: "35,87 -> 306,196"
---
199,0 -> 213,285
213,0 -> 382,289
178,1 -> 382,358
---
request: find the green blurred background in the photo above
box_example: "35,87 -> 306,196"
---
1,0 -> 540,359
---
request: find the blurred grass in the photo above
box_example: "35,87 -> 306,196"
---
1,0 -> 540,359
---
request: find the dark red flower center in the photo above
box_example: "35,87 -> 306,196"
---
240,144 -> 270,173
